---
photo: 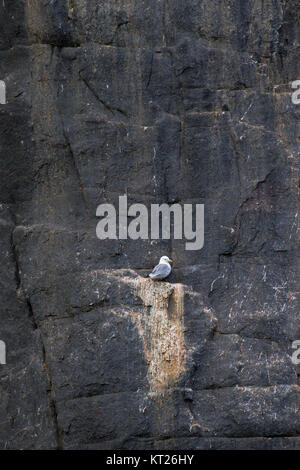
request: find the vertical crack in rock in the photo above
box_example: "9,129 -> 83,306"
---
10,225 -> 22,294
39,331 -> 64,450
135,278 -> 186,392
26,293 -> 64,449
11,222 -> 63,449
22,1 -> 67,449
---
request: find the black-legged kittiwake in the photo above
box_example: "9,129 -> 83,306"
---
149,256 -> 173,280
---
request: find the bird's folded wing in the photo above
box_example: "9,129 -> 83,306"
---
150,263 -> 169,277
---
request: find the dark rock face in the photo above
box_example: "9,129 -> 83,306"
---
0,0 -> 299,449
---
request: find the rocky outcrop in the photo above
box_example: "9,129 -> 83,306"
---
0,0 -> 299,449
135,279 -> 186,392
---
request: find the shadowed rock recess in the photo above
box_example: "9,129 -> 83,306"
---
0,0 -> 299,450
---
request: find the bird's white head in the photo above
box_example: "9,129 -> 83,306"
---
159,256 -> 173,265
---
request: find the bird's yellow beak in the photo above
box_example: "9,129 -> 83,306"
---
168,259 -> 173,263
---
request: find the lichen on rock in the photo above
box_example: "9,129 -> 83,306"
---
135,278 -> 186,392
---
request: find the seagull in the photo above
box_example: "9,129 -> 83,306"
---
149,256 -> 173,281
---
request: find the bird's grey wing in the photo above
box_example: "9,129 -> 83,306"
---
149,263 -> 170,279
150,264 -> 162,276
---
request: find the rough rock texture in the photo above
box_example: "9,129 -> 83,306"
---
0,0 -> 299,449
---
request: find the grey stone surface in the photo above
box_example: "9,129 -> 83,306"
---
0,0 -> 299,449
